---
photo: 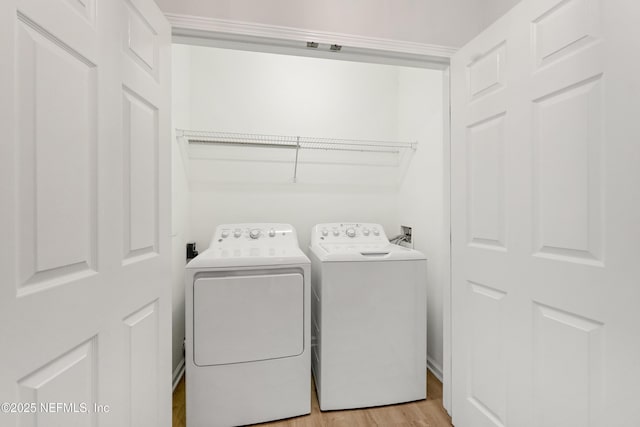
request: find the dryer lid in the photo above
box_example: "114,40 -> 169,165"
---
186,246 -> 310,269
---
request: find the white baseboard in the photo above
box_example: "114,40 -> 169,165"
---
172,358 -> 186,392
427,357 -> 444,383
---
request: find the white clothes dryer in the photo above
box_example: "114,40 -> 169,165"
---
185,223 -> 310,427
309,223 -> 427,411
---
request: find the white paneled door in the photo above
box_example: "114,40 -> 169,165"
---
0,0 -> 171,426
451,1 -> 640,426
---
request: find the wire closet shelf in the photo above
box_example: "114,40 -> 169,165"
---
177,130 -> 417,153
176,129 -> 417,182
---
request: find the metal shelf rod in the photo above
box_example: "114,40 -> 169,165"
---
188,140 -> 298,149
177,129 -> 417,152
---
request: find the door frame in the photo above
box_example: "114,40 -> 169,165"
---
166,13 -> 456,412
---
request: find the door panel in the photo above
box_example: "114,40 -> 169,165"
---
467,42 -> 506,103
124,1 -> 159,78
124,301 -> 160,427
18,339 -> 97,426
452,1 -> 640,426
532,75 -> 603,264
119,0 -> 172,426
16,11 -> 98,294
0,0 -> 171,426
122,86 -> 159,262
452,12 -> 513,426
532,0 -> 601,69
532,303 -> 604,427
467,282 -> 506,427
467,113 -> 506,250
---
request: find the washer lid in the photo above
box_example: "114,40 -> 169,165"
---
311,242 -> 426,262
309,222 -> 426,261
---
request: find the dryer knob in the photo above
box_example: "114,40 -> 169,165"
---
249,229 -> 261,239
372,228 -> 380,236
322,228 -> 329,237
332,229 -> 340,237
221,230 -> 229,238
362,228 -> 370,236
346,227 -> 356,238
233,229 -> 242,238
269,228 -> 276,237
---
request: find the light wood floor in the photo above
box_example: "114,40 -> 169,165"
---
173,371 -> 452,427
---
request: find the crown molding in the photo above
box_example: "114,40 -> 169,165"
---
165,13 -> 457,59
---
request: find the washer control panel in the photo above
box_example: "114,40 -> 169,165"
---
312,223 -> 388,244
211,223 -> 298,248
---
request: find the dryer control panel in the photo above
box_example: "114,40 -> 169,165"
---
311,223 -> 389,245
210,223 -> 299,248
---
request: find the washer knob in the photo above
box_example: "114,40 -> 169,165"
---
362,228 -> 370,236
269,228 -> 276,237
332,229 -> 340,237
346,227 -> 356,238
249,229 -> 261,239
321,228 -> 329,236
221,230 -> 229,238
373,228 -> 380,236
233,229 -> 242,238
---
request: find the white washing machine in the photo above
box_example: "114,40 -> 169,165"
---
185,223 -> 310,427
309,223 -> 427,411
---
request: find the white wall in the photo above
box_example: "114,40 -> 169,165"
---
155,0 -> 520,48
171,44 -> 446,376
481,0 -> 521,28
170,44 -> 191,376
396,67 -> 445,377
186,46 -> 405,252
188,47 -> 400,140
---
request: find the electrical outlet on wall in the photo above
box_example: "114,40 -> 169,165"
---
400,225 -> 413,248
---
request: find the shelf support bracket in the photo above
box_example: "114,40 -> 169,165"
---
293,136 -> 300,183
